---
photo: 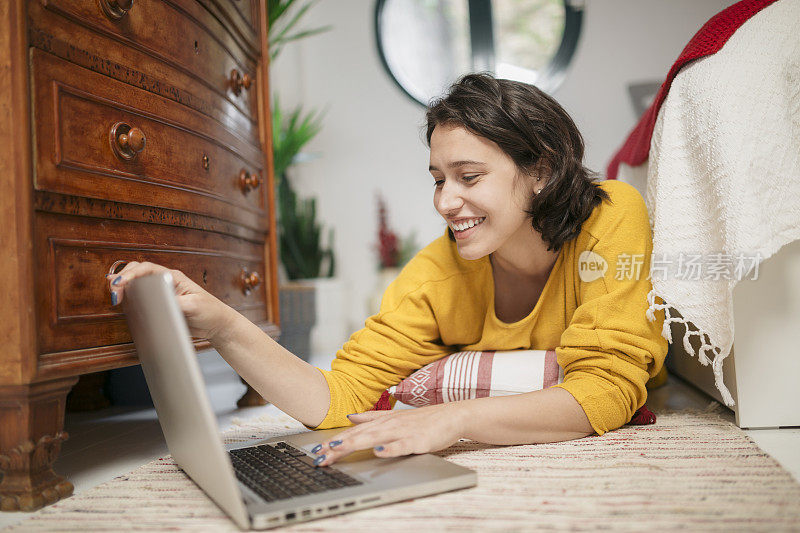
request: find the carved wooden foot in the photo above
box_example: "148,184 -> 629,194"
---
0,377 -> 78,512
236,378 -> 269,408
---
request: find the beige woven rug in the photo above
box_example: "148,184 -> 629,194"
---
6,403 -> 800,532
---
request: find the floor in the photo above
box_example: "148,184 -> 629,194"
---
1,350 -> 798,529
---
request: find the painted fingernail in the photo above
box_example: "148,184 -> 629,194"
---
313,455 -> 326,466
374,445 -> 384,452
329,440 -> 343,448
346,413 -> 357,418
111,291 -> 118,306
112,276 -> 122,286
311,444 -> 322,454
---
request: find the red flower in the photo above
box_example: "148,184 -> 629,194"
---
376,195 -> 400,268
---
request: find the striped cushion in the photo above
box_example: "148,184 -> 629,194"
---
388,350 -> 564,407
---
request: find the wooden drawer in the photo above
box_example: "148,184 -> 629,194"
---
31,48 -> 269,232
200,0 -> 259,36
229,0 -> 257,32
36,0 -> 260,124
34,211 -> 273,365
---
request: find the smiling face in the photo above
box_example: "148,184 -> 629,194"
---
429,124 -> 538,261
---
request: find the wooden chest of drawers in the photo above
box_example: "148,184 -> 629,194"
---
0,0 -> 279,511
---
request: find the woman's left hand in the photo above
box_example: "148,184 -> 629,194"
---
310,402 -> 468,467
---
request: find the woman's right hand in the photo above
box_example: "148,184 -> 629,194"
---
106,261 -> 236,341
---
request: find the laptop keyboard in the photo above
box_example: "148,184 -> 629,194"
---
229,441 -> 363,502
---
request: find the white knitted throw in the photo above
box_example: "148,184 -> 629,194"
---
620,0 -> 800,406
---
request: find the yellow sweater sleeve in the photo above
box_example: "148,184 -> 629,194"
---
306,265 -> 454,430
552,187 -> 668,436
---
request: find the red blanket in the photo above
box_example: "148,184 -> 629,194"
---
606,0 -> 779,179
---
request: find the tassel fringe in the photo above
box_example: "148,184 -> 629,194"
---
371,390 -> 393,411
646,289 -> 736,406
629,405 -> 657,425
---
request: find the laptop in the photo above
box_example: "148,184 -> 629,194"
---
122,272 -> 477,530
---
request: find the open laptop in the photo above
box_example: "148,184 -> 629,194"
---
122,272 -> 477,530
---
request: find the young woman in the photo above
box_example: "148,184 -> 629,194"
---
107,74 -> 667,468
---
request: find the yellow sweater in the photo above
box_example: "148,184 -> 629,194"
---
309,180 -> 667,436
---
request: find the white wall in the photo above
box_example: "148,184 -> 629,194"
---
270,0 -> 736,339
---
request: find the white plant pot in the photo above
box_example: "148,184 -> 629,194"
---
309,277 -> 349,359
367,267 -> 402,316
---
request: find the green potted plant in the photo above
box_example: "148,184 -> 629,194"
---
272,100 -> 334,281
268,1 -> 343,362
268,0 -> 331,61
271,99 -> 338,361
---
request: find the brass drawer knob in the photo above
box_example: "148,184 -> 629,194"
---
110,122 -> 146,161
240,269 -> 261,295
108,260 -> 129,276
238,169 -> 261,193
229,69 -> 253,95
100,0 -> 134,20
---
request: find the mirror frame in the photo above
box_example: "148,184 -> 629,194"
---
374,0 -> 585,106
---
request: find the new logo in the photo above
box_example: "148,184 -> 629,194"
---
578,251 -> 607,282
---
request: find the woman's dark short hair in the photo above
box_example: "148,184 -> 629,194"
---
426,73 -> 609,252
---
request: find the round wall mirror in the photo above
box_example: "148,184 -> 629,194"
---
375,0 -> 584,106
